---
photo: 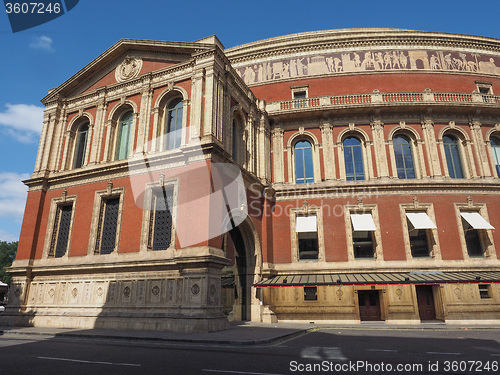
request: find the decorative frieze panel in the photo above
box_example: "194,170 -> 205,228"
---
236,49 -> 500,85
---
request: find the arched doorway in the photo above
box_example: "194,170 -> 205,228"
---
221,216 -> 261,322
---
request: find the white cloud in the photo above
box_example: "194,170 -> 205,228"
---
0,103 -> 44,142
0,229 -> 19,242
0,172 -> 29,217
29,35 -> 54,51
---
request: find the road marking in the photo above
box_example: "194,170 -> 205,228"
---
38,356 -> 141,367
426,352 -> 461,355
368,349 -> 398,352
301,346 -> 346,361
491,354 -> 500,357
203,370 -> 285,375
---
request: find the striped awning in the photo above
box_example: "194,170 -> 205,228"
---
254,271 -> 500,287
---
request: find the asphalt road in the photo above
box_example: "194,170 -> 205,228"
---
1,328 -> 499,375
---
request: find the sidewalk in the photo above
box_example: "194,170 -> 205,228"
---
1,321 -> 499,346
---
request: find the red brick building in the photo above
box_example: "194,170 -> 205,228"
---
3,29 -> 500,331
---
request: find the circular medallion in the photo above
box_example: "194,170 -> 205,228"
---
14,289 -> 21,297
72,288 -> 78,298
48,289 -> 55,298
191,284 -> 200,295
152,286 -> 160,296
115,56 -> 143,82
96,287 -> 104,297
209,284 -> 216,296
123,286 -> 131,297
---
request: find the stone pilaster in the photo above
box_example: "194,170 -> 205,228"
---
370,120 -> 389,177
421,119 -> 442,177
272,128 -> 285,183
320,123 -> 336,180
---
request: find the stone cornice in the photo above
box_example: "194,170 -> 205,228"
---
226,28 -> 500,63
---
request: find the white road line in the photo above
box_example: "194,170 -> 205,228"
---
38,356 -> 141,367
491,354 -> 500,357
426,352 -> 461,355
368,349 -> 398,352
202,370 -> 285,375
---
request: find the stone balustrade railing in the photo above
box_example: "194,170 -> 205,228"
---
267,89 -> 500,113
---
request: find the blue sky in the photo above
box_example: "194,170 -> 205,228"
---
0,0 -> 500,242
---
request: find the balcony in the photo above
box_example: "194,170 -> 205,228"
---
266,89 -> 500,116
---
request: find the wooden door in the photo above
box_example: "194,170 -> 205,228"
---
358,290 -> 381,321
416,285 -> 436,320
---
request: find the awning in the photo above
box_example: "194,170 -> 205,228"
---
460,212 -> 494,230
406,212 -> 437,229
350,213 -> 376,231
296,215 -> 317,232
254,271 -> 500,287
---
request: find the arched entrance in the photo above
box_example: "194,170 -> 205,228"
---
221,216 -> 262,322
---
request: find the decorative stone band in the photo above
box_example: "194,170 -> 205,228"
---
234,49 -> 500,85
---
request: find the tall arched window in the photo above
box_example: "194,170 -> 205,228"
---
343,136 -> 365,181
73,123 -> 89,169
232,118 -> 245,165
294,140 -> 314,184
164,98 -> 183,150
490,136 -> 500,177
443,135 -> 464,178
393,135 -> 415,179
116,111 -> 133,160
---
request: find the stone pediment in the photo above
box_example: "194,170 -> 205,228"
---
42,37 -> 223,104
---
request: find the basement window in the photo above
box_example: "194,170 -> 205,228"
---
479,284 -> 491,299
304,286 -> 318,301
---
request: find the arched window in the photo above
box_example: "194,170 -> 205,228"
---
443,135 -> 464,178
294,140 -> 314,184
232,118 -> 245,165
343,136 -> 364,181
490,136 -> 500,177
116,111 -> 133,160
164,98 -> 183,150
73,123 -> 89,169
393,135 -> 415,179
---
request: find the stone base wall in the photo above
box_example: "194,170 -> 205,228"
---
1,260 -> 229,333
262,284 -> 500,324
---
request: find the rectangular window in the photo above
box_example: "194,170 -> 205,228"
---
479,284 -> 491,299
350,213 -> 376,259
460,212 -> 494,257
148,187 -> 174,251
406,212 -> 437,258
304,286 -> 318,301
96,197 -> 120,255
49,204 -> 73,258
296,215 -> 318,260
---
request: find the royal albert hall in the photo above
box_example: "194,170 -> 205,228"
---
3,28 -> 500,332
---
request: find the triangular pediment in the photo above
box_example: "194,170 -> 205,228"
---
42,37 -> 223,104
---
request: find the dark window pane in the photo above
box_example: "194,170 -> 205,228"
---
393,136 -> 415,179
152,188 -> 173,250
74,124 -> 88,168
491,137 -> 500,178
443,135 -> 464,178
304,287 -> 317,301
408,222 -> 430,257
344,137 -> 364,180
298,231 -> 318,260
353,230 -> 374,258
479,285 -> 491,299
116,112 -> 133,160
100,198 -> 120,254
294,141 -> 314,184
165,98 -> 183,150
462,218 -> 484,257
55,205 -> 72,258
